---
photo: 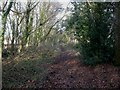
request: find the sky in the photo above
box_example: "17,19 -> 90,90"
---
60,0 -> 71,10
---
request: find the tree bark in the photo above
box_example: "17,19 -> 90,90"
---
11,19 -> 15,55
0,1 -> 13,88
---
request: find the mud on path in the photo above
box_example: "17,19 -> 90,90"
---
41,50 -> 120,88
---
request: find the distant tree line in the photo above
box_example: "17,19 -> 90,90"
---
0,0 -> 64,59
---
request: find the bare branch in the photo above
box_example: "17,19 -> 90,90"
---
4,1 -> 13,16
2,0 -> 8,10
41,15 -> 66,41
11,2 -> 39,14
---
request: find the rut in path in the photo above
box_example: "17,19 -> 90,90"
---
41,51 -> 120,88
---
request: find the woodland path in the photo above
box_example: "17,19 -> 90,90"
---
41,50 -> 120,88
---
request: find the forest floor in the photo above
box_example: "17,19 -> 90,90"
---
41,51 -> 120,88
2,47 -> 120,88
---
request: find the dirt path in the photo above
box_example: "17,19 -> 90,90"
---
41,51 -> 120,88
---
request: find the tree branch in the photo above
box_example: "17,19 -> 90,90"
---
11,2 -> 39,14
4,1 -> 13,16
41,15 -> 66,41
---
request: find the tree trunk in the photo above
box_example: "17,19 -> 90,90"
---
1,16 -> 7,50
0,1 -> 13,88
0,15 -> 6,88
11,19 -> 15,55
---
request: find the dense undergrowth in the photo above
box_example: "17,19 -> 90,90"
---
2,41 -> 75,88
2,45 -> 60,88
